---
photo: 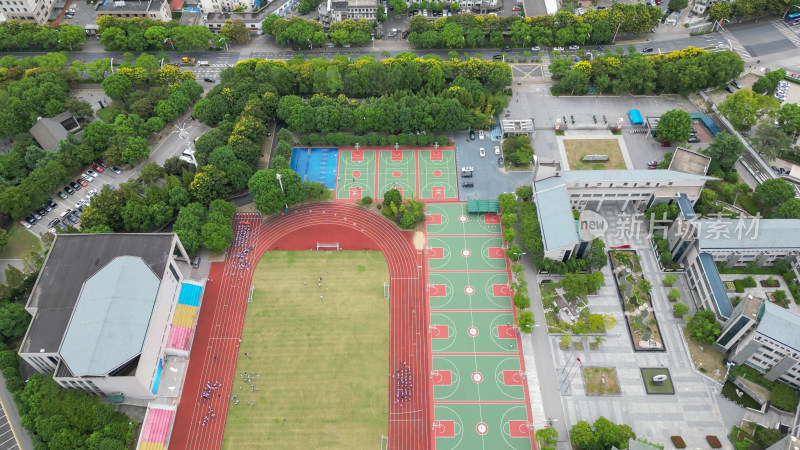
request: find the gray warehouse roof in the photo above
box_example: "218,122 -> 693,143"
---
757,302 -> 800,351
696,219 -> 800,251
59,256 -> 160,377
21,234 -> 175,356
534,176 -> 580,252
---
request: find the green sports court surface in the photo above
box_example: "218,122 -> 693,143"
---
426,203 -> 533,449
335,148 -> 459,202
426,203 -> 502,236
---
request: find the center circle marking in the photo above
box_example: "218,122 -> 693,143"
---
464,286 -> 475,295
468,326 -> 479,337
476,423 -> 488,435
472,372 -> 483,383
461,249 -> 471,257
392,170 -> 402,177
352,170 -> 361,177
458,215 -> 468,223
433,170 -> 442,177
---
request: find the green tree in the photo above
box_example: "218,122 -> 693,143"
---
382,188 -> 403,209
593,417 -> 635,450
709,1 -> 733,21
701,132 -> 745,170
664,274 -> 677,286
751,119 -> 794,161
778,103 -> 800,136
570,421 -> 598,450
755,178 -> 795,211
0,229 -> 8,252
668,0 -> 688,12
248,169 -> 304,215
776,198 -> 800,219
536,426 -> 559,450
220,20 -> 250,44
673,302 -> 689,317
101,73 -> 133,102
517,310 -> 533,333
619,53 -> 656,94
121,136 -> 150,164
506,244 -> 523,262
656,109 -> 692,143
0,303 -> 31,339
686,309 -> 721,345
719,88 -> 780,131
587,238 -> 607,269
559,69 -> 590,95
668,288 -> 681,301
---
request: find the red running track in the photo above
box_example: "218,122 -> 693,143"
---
169,204 -> 431,450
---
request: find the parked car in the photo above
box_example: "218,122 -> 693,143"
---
109,166 -> 122,174
77,178 -> 88,187
494,146 -> 500,155
478,130 -> 484,139
86,169 -> 98,177
568,45 -> 579,50
531,46 -> 540,51
57,191 -> 68,199
42,202 -> 52,212
46,198 -> 57,209
688,136 -> 700,143
642,47 -> 654,53
731,80 -> 742,89
725,85 -> 734,93
479,147 -> 485,157
648,161 -> 658,169
497,157 -> 504,167
105,184 -> 116,191
512,5 -> 520,10
69,181 -> 80,190
469,130 -> 475,140
31,211 -> 42,220
461,166 -> 474,172
24,216 -> 37,225
461,181 -> 474,187
36,208 -> 47,217
553,46 -> 565,52
203,77 -> 215,83
92,164 -> 104,172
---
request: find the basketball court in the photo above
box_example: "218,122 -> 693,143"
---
419,150 -> 459,201
335,149 -> 376,201
377,150 -> 416,199
335,147 -> 458,202
426,236 -> 508,272
426,203 -> 533,449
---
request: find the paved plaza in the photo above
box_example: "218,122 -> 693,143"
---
538,207 -> 746,447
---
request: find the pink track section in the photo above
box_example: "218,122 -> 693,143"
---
166,325 -> 192,352
141,408 -> 175,443
169,204 -> 431,450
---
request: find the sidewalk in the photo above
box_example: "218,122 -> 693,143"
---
0,371 -> 32,450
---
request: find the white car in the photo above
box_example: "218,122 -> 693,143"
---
553,47 -> 565,52
532,46 -> 540,51
75,199 -> 86,209
478,130 -> 484,140
198,60 -> 210,66
480,147 -> 485,157
494,146 -> 500,155
461,166 -> 474,172
86,189 -> 98,198
568,45 -> 580,50
82,173 -> 94,181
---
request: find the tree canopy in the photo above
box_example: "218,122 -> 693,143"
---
656,109 -> 692,143
719,88 -> 780,131
686,309 -> 721,345
701,132 -> 745,171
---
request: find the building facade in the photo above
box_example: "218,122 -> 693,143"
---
95,0 -> 171,21
318,0 -> 376,28
729,302 -> 800,390
0,0 -> 57,24
19,233 -> 192,400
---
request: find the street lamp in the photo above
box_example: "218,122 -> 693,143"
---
276,173 -> 288,211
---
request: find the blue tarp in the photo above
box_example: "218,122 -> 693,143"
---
185,6 -> 200,11
690,112 -> 721,136
628,109 -> 643,125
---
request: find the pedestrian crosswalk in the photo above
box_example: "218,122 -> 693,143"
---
772,19 -> 800,48
717,31 -> 754,60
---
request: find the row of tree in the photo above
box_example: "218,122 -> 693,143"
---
172,200 -> 237,255
381,188 -> 426,228
96,16 -> 219,52
710,0 -> 800,22
498,192 -> 534,333
552,47 -> 745,95
297,131 -> 450,148
501,135 -> 534,167
0,20 -> 87,52
262,16 -> 377,48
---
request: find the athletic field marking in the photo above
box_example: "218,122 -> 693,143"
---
433,370 -> 453,385
431,325 -> 450,338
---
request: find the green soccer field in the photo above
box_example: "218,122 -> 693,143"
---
221,251 -> 389,449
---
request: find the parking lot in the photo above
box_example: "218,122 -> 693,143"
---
22,164 -> 126,235
454,131 -> 531,200
0,398 -> 19,450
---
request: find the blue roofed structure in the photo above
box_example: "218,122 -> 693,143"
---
677,193 -> 695,220
698,252 -> 732,318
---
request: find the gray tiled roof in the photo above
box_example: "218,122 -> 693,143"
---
534,176 -> 580,251
758,302 -> 800,351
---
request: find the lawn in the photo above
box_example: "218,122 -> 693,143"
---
582,367 -> 621,395
97,100 -> 125,123
641,368 -> 675,394
721,381 -> 762,409
0,223 -> 40,260
682,327 -> 726,383
563,139 -> 627,170
222,251 -> 389,450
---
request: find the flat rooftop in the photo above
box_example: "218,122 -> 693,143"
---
21,234 -> 175,355
668,147 -> 711,176
96,0 -> 163,12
